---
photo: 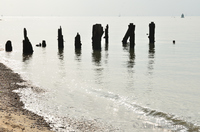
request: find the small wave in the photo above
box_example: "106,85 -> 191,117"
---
90,88 -> 200,131
138,106 -> 200,131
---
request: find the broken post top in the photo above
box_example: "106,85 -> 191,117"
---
105,24 -> 109,34
58,26 -> 62,37
24,28 -> 27,39
129,23 -> 135,29
149,22 -> 155,28
92,24 -> 104,50
58,26 -> 63,36
75,32 -> 82,49
104,24 -> 109,44
23,28 -> 34,54
92,24 -> 104,36
58,26 -> 64,49
122,23 -> 135,45
149,22 -> 155,44
106,24 -> 109,29
76,33 -> 80,39
75,33 -> 81,42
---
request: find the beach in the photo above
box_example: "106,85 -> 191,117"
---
0,62 -> 52,131
0,60 -> 115,131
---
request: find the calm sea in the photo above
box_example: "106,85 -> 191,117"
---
0,16 -> 200,131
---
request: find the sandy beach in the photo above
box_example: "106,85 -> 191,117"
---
0,62 -> 52,132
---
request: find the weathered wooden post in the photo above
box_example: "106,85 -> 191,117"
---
36,43 -> 41,47
42,40 -> 46,47
58,26 -> 64,49
24,28 -> 27,39
148,22 -> 155,44
5,40 -> 12,52
23,28 -> 34,54
122,24 -> 130,45
75,33 -> 82,49
129,24 -> 135,48
104,24 -> 109,44
92,24 -> 104,50
122,23 -> 135,48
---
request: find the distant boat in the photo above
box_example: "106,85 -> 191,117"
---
181,14 -> 184,18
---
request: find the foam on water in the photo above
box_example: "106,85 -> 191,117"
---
12,79 -> 200,131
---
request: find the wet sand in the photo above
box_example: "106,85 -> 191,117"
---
0,62 -> 52,131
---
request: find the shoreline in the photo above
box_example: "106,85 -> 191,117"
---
0,62 -> 118,132
0,62 -> 52,131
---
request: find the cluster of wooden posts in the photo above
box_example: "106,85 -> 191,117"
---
5,22 -> 155,54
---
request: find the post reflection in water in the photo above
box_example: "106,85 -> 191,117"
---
122,43 -> 135,68
58,48 -> 64,61
127,48 -> 135,89
122,43 -> 135,91
105,43 -> 108,51
148,43 -> 155,75
92,50 -> 103,84
92,50 -> 101,66
128,48 -> 135,68
146,43 -> 156,93
57,48 -> 66,81
75,49 -> 82,62
42,48 -> 46,55
22,54 -> 32,62
22,54 -> 33,71
149,43 -> 155,52
5,52 -> 11,59
122,43 -> 129,51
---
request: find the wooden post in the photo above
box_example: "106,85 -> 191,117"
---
5,40 -> 12,52
92,24 -> 104,50
42,40 -> 46,47
58,26 -> 64,49
129,24 -> 135,48
75,33 -> 82,49
122,23 -> 135,48
122,24 -> 131,44
148,22 -> 155,44
104,24 -> 109,44
23,28 -> 34,54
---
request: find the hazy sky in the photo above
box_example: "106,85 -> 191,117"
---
0,0 -> 200,16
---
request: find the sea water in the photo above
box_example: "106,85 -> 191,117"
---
0,16 -> 200,131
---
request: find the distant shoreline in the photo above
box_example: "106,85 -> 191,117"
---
1,15 -> 200,17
